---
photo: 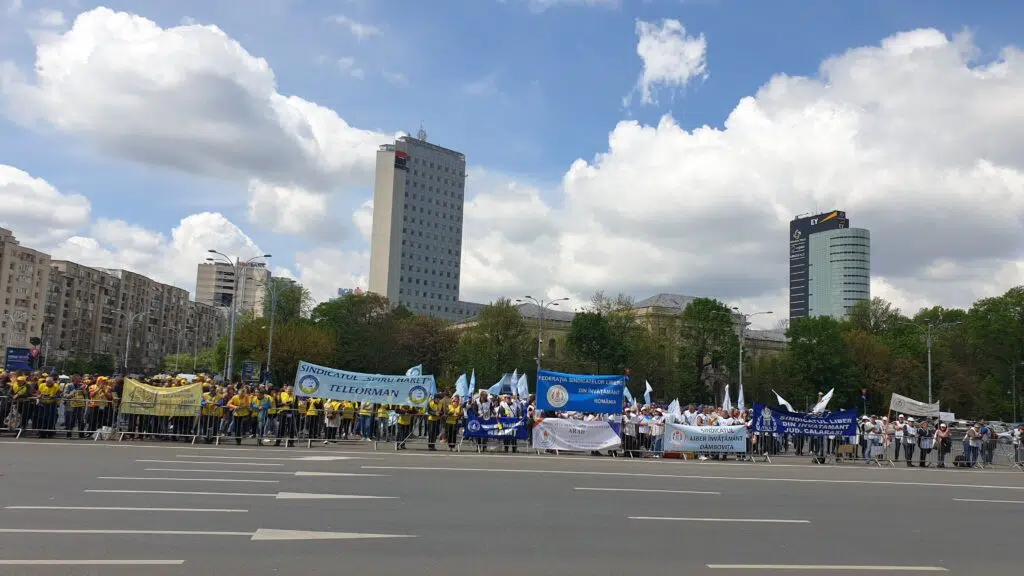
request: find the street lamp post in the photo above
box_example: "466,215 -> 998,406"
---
515,296 -> 569,373
121,311 -> 145,374
206,250 -> 271,382
732,308 -> 773,406
902,320 -> 961,405
265,275 -> 278,385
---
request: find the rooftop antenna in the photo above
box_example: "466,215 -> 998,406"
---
417,123 -> 427,142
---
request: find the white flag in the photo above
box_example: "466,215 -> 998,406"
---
405,365 -> 423,377
722,385 -> 732,412
643,380 -> 653,405
667,399 -> 681,416
812,388 -> 834,414
516,373 -> 529,397
737,382 -> 745,412
772,389 -> 795,412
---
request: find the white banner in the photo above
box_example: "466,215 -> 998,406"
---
664,423 -> 747,453
889,393 -> 939,418
532,419 -> 621,452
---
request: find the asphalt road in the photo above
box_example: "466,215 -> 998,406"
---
1,438 -> 1022,575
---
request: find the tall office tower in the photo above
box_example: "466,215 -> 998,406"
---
0,227 -> 51,349
789,210 -> 871,321
195,261 -> 269,318
369,130 -> 471,321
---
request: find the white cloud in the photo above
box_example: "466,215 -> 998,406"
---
50,212 -> 262,295
458,29 -> 1024,324
630,18 -> 707,106
246,180 -> 331,235
293,247 -> 369,303
352,198 -> 373,243
521,0 -> 618,13
0,164 -> 91,247
382,70 -> 408,85
337,56 -> 365,79
329,14 -> 380,40
35,8 -> 65,27
463,72 -> 500,97
0,7 -> 390,238
6,0 -> 22,17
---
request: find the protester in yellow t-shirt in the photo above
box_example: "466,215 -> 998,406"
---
227,388 -> 251,445
445,397 -> 463,451
340,400 -> 356,440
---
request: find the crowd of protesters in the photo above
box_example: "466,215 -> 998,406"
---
2,369 -> 1021,469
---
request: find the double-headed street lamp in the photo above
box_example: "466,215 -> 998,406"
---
515,296 -> 569,373
901,319 -> 961,405
114,309 -> 146,374
206,250 -> 271,382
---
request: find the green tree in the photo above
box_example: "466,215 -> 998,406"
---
456,299 -> 533,386
677,298 -> 739,405
565,312 -> 613,372
786,316 -> 860,410
394,315 -> 458,386
311,292 -> 403,373
263,278 -> 313,324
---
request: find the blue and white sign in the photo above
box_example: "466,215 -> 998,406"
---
664,423 -> 747,453
294,361 -> 437,407
535,370 -> 626,413
753,402 -> 858,437
4,347 -> 33,371
462,414 -> 530,440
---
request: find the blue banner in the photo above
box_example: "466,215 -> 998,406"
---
293,361 -> 437,407
535,370 -> 626,413
4,347 -> 32,371
752,402 -> 858,437
462,414 -> 530,440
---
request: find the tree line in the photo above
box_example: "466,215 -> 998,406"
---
166,281 -> 1023,422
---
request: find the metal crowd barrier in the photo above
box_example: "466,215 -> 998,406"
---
3,394 -> 1022,469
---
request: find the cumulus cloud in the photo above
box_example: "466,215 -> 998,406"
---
292,247 -> 369,303
328,14 -> 381,41
462,29 -> 1024,324
0,7 -> 390,239
49,212 -> 263,295
630,19 -> 707,106
246,180 -> 332,236
0,165 -> 91,247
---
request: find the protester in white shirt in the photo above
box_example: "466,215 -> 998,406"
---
902,417 -> 918,467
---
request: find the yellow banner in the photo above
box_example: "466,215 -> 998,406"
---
120,379 -> 202,417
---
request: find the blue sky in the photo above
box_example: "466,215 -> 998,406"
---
1,0 -> 1022,320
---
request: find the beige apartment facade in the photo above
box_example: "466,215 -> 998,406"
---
0,227 -> 51,351
195,261 -> 268,318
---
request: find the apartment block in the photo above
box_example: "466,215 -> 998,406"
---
195,261 -> 268,318
0,227 -> 51,350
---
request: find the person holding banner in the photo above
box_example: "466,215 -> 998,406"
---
444,397 -> 461,451
426,394 -> 443,451
227,387 -> 252,445
471,391 -> 494,451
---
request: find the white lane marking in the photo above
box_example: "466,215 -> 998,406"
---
575,487 -> 719,495
251,528 -> 414,541
97,476 -> 278,483
6,506 -> 247,513
294,471 -> 388,477
0,528 -> 413,541
0,560 -> 186,566
276,492 -> 396,500
176,454 -> 363,461
953,498 -> 1024,504
138,459 -> 283,466
631,517 -> 809,524
144,468 -> 293,475
707,566 -> 947,572
85,489 -> 395,500
361,466 -> 1024,491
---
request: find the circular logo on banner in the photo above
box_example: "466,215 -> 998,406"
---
467,419 -> 482,432
407,385 -> 429,406
297,375 -> 320,396
671,430 -> 684,443
546,384 -> 569,409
